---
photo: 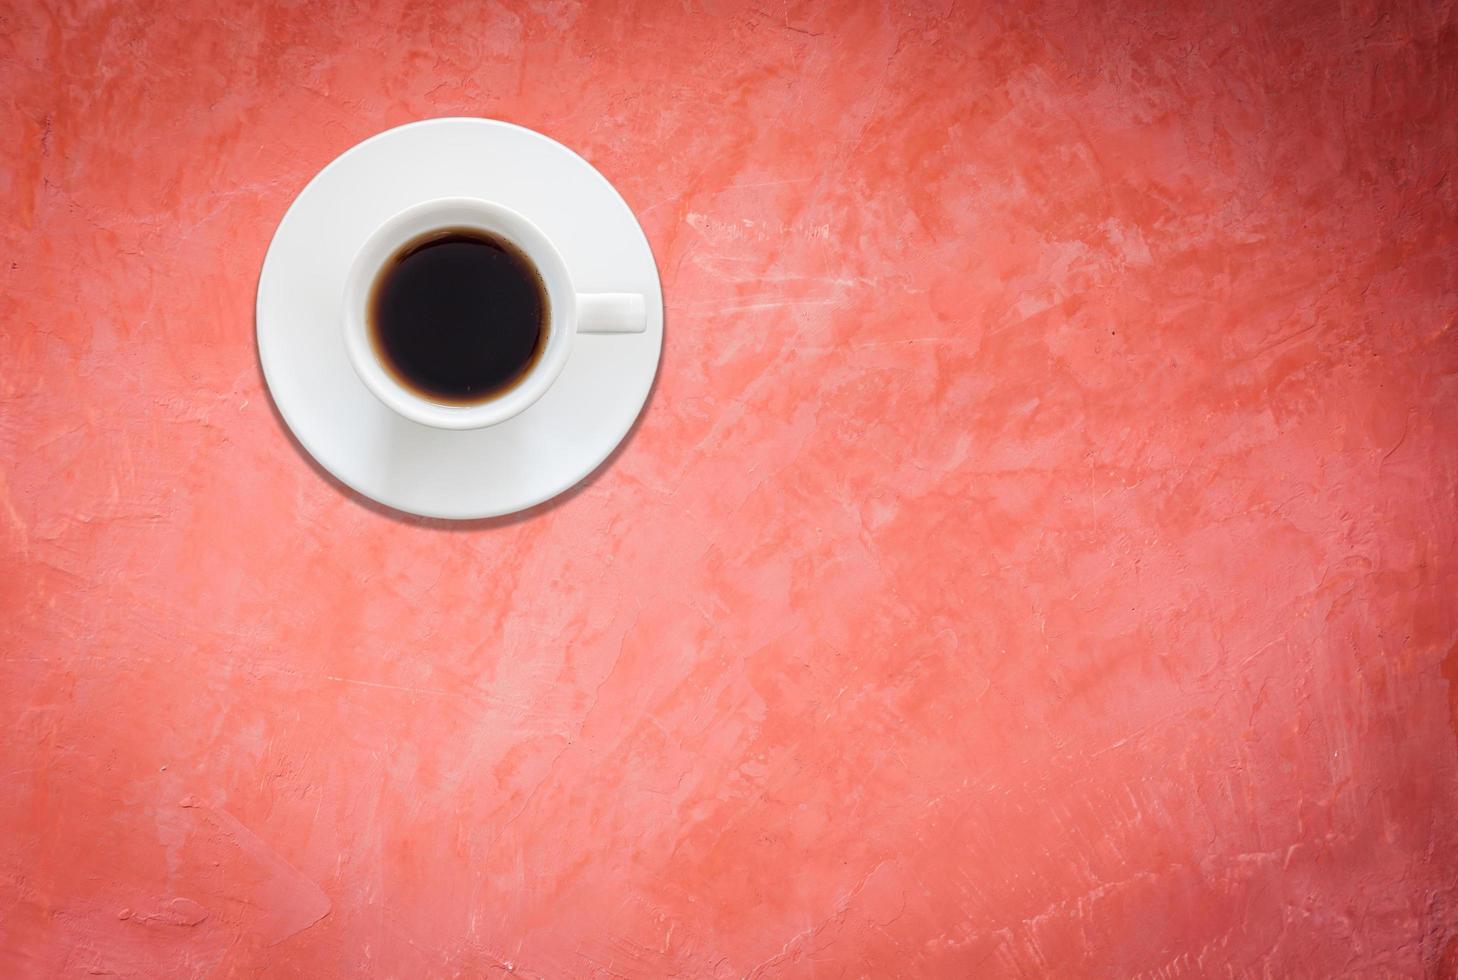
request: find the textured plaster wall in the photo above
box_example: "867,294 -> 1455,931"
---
2,0 -> 1458,976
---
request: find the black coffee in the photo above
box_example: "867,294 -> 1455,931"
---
369,229 -> 548,405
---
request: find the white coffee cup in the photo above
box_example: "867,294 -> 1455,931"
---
342,197 -> 645,430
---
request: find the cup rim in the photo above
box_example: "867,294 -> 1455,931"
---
342,197 -> 575,430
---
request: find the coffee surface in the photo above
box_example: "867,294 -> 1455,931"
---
369,229 -> 547,405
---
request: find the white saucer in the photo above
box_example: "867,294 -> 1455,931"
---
256,118 -> 663,520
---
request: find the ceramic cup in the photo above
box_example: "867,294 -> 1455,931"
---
342,197 -> 646,430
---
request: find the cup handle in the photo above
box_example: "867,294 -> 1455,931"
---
577,293 -> 647,334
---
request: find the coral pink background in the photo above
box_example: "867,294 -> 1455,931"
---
4,0 -> 1458,976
